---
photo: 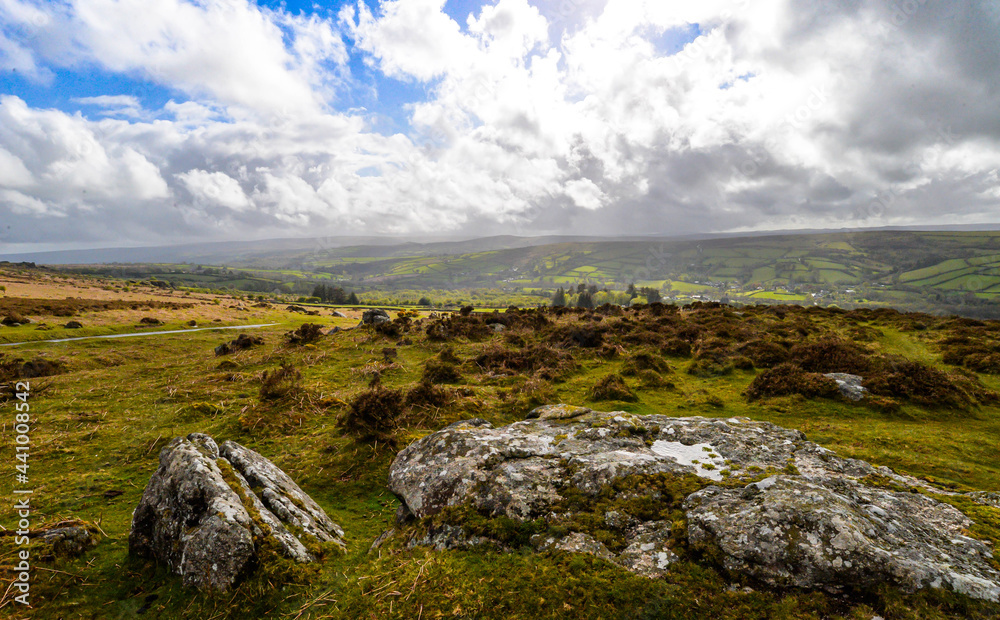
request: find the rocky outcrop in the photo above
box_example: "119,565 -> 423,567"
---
687,476 -> 999,601
129,434 -> 344,592
361,308 -> 391,325
386,406 -> 1000,602
824,373 -> 867,401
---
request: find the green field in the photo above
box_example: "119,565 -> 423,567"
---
41,230 -> 1000,317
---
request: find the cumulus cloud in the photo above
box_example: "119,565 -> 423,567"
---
5,0 -> 349,118
344,0 -> 476,81
2,0 -> 1000,250
73,95 -> 144,118
177,169 -> 250,212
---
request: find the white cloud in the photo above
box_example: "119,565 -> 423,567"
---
73,94 -> 144,118
178,169 -> 250,211
9,0 -> 349,118
344,0 -> 476,81
0,188 -> 54,215
467,0 -> 548,59
0,95 -> 169,208
0,146 -> 33,186
564,178 -> 605,210
4,0 -> 1000,248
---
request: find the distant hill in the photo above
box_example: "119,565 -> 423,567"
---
9,228 -> 1000,317
0,234 -> 648,265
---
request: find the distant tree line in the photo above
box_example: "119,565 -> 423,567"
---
311,284 -> 360,305
551,282 -> 662,308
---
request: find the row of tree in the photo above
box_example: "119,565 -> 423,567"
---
551,283 -> 662,308
311,284 -> 360,305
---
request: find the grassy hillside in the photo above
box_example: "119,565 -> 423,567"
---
43,230 -> 1000,317
1,269 -> 1000,618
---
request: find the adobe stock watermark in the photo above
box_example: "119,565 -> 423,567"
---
877,0 -> 930,36
9,380 -> 33,607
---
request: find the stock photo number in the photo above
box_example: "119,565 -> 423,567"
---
11,380 -> 32,606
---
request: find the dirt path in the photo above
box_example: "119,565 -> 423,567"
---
0,323 -> 278,347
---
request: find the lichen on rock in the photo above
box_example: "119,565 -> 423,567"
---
384,405 -> 1000,602
129,433 -> 345,592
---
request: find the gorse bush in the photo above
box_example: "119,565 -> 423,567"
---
473,343 -> 575,380
258,363 -> 302,400
590,373 -> 638,402
340,387 -> 405,444
423,359 -> 462,384
285,323 -> 324,345
745,364 -> 840,401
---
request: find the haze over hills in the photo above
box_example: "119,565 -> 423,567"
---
0,234 -> 652,266
8,227 -> 1000,318
4,224 -> 1000,267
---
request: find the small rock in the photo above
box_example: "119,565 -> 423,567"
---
824,373 -> 867,401
526,404 -> 593,421
361,308 -> 391,325
139,317 -> 162,326
332,310 -> 348,318
369,528 -> 396,553
535,532 -> 616,563
64,321 -> 83,329
41,525 -> 99,557
967,491 -> 1000,508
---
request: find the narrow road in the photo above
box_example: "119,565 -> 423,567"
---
0,323 -> 279,347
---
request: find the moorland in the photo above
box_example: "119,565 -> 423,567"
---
1,262 -> 1000,619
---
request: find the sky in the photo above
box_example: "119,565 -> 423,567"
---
1,0 -> 999,252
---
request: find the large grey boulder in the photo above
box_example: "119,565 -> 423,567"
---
385,406 -> 1000,601
220,441 -> 345,546
129,434 -> 345,592
686,475 -> 1000,602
